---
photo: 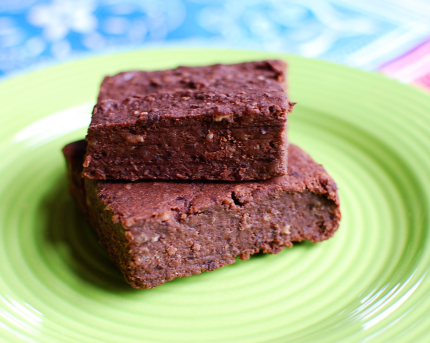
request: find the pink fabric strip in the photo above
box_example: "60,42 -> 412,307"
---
380,38 -> 430,90
415,73 -> 430,91
380,39 -> 430,73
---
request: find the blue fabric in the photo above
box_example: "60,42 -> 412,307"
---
1,0 -> 430,77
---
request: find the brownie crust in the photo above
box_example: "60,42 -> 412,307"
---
98,60 -> 288,102
83,61 -> 294,181
64,140 -> 341,289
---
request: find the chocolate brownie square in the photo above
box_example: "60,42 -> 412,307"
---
64,140 -> 341,289
83,61 -> 295,181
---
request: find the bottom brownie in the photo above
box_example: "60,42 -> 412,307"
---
63,140 -> 341,289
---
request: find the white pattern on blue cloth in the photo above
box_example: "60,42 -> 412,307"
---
1,0 -> 430,77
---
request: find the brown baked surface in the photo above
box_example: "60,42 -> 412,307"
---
64,140 -> 341,289
98,60 -> 288,102
83,60 -> 294,181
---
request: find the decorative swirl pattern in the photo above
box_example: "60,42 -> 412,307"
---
0,49 -> 430,342
2,0 -> 430,77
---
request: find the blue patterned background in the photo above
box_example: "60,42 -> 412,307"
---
1,0 -> 430,78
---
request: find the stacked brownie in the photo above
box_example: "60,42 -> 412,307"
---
63,60 -> 341,289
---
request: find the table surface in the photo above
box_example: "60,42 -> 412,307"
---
1,0 -> 430,91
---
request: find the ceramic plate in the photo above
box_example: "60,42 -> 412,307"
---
1,49 -> 430,342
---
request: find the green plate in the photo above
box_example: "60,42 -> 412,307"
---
1,49 -> 430,343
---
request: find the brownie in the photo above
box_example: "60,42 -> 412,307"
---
64,140 -> 341,289
83,61 -> 295,181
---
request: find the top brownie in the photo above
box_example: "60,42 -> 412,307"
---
84,60 -> 294,181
